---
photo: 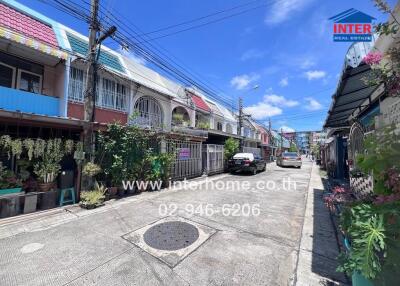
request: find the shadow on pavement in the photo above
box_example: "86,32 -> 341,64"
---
311,179 -> 350,285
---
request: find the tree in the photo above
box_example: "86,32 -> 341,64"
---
289,142 -> 298,152
224,138 -> 239,160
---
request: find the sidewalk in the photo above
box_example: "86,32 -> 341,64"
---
295,163 -> 349,286
0,172 -> 232,239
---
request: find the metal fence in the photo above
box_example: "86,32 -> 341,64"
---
203,144 -> 224,175
165,139 -> 203,180
243,146 -> 261,157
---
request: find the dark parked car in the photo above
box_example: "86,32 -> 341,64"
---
228,153 -> 266,175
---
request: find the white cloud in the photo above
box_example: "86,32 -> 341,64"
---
264,94 -> 298,107
279,77 -> 289,87
280,125 -> 296,133
240,49 -> 266,61
230,73 -> 260,90
243,102 -> 282,120
265,0 -> 315,25
119,46 -> 146,65
305,97 -> 323,110
304,70 -> 326,80
299,58 -> 316,69
242,92 -> 298,120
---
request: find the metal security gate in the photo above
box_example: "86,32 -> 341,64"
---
165,139 -> 202,180
243,146 -> 261,157
203,144 -> 224,175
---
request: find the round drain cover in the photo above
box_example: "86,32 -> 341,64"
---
143,221 -> 199,251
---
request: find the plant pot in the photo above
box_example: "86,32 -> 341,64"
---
117,187 -> 126,197
352,272 -> 374,286
0,188 -> 23,196
126,185 -> 137,195
23,192 -> 38,214
0,196 -> 21,218
136,181 -> 147,192
38,190 -> 57,210
37,182 -> 54,192
107,186 -> 118,197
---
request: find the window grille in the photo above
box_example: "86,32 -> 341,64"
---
68,67 -> 128,111
131,96 -> 163,129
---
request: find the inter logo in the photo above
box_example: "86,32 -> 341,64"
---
329,9 -> 375,42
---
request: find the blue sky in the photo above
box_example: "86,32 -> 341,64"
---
17,0 -> 396,131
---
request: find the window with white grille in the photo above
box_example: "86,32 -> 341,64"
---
68,67 -> 128,111
68,67 -> 85,102
132,96 -> 163,128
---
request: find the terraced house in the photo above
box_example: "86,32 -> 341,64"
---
0,0 -> 280,217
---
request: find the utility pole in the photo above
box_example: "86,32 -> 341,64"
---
82,0 -> 116,188
238,97 -> 244,151
83,0 -> 99,163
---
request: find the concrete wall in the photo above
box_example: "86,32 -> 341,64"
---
67,102 -> 128,124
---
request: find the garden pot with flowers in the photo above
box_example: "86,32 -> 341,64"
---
325,125 -> 400,285
0,162 -> 23,195
34,159 -> 60,192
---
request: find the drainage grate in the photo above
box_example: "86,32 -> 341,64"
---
143,221 -> 199,251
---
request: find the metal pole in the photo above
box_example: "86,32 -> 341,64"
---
238,97 -> 243,151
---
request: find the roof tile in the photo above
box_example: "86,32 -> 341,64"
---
0,3 -> 58,47
190,93 -> 211,112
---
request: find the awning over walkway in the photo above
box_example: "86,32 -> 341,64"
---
324,63 -> 377,128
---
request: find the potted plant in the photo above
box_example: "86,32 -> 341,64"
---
196,121 -> 210,130
34,159 -> 60,192
0,163 -> 23,195
333,126 -> 400,284
79,182 -> 106,209
172,113 -> 184,126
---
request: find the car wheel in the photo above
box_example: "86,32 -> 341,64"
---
252,167 -> 257,175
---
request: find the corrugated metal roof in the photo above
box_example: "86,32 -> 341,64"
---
0,2 -> 58,47
215,102 -> 236,122
206,100 -> 224,117
67,33 -> 125,73
122,55 -> 190,105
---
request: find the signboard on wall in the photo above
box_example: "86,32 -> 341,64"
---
178,148 -> 191,160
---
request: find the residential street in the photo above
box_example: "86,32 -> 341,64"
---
0,159 -> 320,286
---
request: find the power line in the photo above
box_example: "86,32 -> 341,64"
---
33,0 -> 329,133
95,2 -> 236,104
136,2 -> 274,43
138,0 -> 265,37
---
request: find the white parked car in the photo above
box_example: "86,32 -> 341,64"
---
276,152 -> 302,168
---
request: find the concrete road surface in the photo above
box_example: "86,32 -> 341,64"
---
0,159 -> 316,286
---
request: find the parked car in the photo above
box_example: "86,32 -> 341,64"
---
276,152 -> 302,168
228,153 -> 266,175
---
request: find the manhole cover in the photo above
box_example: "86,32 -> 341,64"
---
143,221 -> 199,251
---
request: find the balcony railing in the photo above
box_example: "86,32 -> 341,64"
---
129,110 -> 163,129
171,125 -> 208,137
0,86 -> 60,116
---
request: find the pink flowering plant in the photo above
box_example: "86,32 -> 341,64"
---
361,1 -> 400,97
335,124 -> 400,280
363,51 -> 384,65
324,186 -> 355,212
